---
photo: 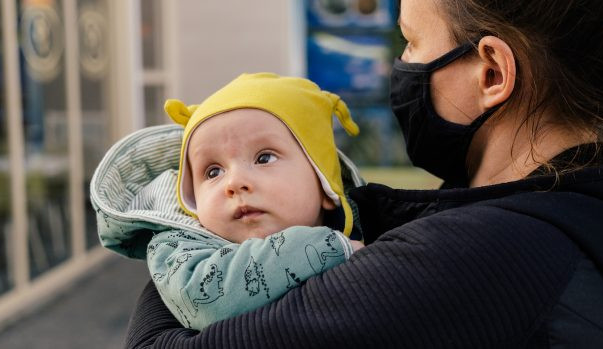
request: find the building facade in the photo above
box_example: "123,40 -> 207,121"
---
0,0 -> 298,327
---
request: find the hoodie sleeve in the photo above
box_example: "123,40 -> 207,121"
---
147,225 -> 353,331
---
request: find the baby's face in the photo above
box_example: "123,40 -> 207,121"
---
188,108 -> 335,243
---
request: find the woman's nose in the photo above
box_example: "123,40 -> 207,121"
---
224,169 -> 252,197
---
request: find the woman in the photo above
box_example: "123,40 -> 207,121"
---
125,0 -> 603,347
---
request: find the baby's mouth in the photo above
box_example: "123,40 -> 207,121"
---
233,206 -> 265,220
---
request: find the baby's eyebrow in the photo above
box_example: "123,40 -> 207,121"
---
251,132 -> 291,144
188,131 -> 291,160
187,144 -> 215,168
188,143 -> 207,158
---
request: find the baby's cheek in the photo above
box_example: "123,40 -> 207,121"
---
196,207 -> 221,233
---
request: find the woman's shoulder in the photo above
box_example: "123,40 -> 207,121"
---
383,194 -> 575,250
361,188 -> 587,273
398,188 -> 592,246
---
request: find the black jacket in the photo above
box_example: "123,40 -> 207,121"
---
125,147 -> 603,348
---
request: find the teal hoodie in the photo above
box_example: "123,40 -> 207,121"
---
90,124 -> 364,330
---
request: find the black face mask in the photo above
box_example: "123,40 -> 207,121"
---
390,42 -> 499,186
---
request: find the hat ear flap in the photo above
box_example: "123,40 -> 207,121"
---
164,99 -> 199,126
325,92 -> 359,136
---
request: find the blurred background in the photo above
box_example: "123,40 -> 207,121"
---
0,0 -> 440,347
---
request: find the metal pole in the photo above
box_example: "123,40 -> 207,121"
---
63,0 -> 86,258
2,0 -> 31,290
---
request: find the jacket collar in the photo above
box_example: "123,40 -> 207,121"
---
350,143 -> 603,244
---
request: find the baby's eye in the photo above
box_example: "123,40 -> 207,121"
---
205,166 -> 224,179
256,152 -> 277,164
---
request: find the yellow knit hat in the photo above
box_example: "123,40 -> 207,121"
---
165,72 -> 359,235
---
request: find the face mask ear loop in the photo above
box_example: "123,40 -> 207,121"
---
325,92 -> 360,136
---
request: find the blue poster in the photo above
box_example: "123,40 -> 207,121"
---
306,0 -> 396,29
307,32 -> 390,102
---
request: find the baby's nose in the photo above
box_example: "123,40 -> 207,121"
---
224,169 -> 253,197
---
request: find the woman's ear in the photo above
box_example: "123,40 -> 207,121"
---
477,36 -> 516,109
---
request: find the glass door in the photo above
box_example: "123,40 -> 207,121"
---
0,0 -> 142,329
18,0 -> 72,278
77,0 -> 112,249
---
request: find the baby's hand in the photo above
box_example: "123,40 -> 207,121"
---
349,240 -> 365,252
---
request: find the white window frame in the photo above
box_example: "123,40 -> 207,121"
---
0,0 -> 153,328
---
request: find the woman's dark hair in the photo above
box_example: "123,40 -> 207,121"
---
438,0 -> 603,172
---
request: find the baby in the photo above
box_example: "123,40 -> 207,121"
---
119,73 -> 361,330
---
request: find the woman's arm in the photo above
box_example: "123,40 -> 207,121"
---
128,205 -> 579,348
147,226 -> 353,330
126,280 -> 188,349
